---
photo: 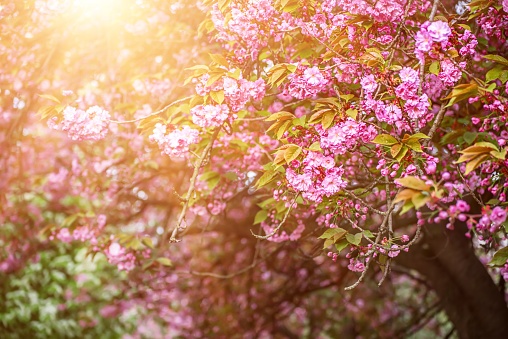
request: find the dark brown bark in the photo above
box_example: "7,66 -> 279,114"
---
396,217 -> 508,339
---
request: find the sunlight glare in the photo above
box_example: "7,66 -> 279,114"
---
71,0 -> 125,16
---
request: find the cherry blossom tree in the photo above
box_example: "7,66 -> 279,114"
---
1,0 -> 508,337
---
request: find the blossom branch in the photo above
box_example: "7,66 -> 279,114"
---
108,95 -> 193,124
168,127 -> 221,243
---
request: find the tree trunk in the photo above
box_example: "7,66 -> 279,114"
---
396,215 -> 508,338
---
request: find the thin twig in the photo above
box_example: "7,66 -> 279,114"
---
108,95 -> 193,124
168,127 -> 221,242
250,192 -> 300,239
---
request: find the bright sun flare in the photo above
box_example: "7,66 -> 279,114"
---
70,0 -> 126,14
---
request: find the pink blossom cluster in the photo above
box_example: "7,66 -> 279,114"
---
104,242 -> 136,272
191,104 -> 230,128
286,154 -> 347,203
194,74 -> 265,112
395,67 -> 431,122
318,118 -> 377,155
331,0 -> 416,23
284,65 -> 331,99
51,215 -> 107,245
261,219 -> 305,242
347,258 -> 366,272
360,74 -> 378,96
477,207 -> 507,233
457,29 -> 478,57
48,105 -> 110,141
439,59 -> 462,87
362,68 -> 432,130
477,6 -> 508,37
415,21 -> 452,53
149,123 -> 200,158
333,60 -> 360,84
207,200 -> 227,215
72,226 -> 99,243
210,1 -> 298,59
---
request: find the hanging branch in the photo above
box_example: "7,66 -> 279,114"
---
167,127 -> 221,243
108,95 -> 193,124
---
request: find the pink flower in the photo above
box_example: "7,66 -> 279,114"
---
56,228 -> 72,243
439,59 -> 461,87
406,164 -> 417,174
191,104 -> 230,128
303,67 -> 325,86
428,21 -> 452,42
360,74 -> 378,94
456,200 -> 470,212
425,161 -> 437,174
388,245 -> 401,258
491,207 -> 507,226
415,29 -> 433,52
51,105 -> 110,141
322,172 -> 345,196
471,117 -> 481,124
287,170 -> 313,191
399,67 -> 419,84
108,243 -> 122,257
149,124 -> 200,158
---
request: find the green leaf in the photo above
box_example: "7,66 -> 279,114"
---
491,148 -> 507,160
335,240 -> 349,253
265,111 -> 294,121
206,72 -> 224,87
379,254 -> 388,272
408,133 -> 430,140
486,199 -> 500,205
319,227 -> 347,239
210,90 -> 225,105
363,230 -> 374,238
186,65 -> 210,72
255,170 -> 277,188
411,193 -> 430,209
209,53 -> 229,68
464,154 -> 489,175
406,139 -> 423,152
429,61 -> 440,76
207,176 -> 221,190
345,108 -> 358,120
277,120 -> 291,139
488,247 -> 508,267
400,200 -> 415,214
486,67 -> 503,83
463,131 -> 477,145
308,141 -> 322,152
284,145 -> 302,163
254,210 -> 268,224
482,54 -> 508,66
475,141 -> 499,152
391,144 -> 402,158
141,237 -> 154,249
38,94 -> 60,103
156,258 -> 173,266
395,145 -> 409,162
346,233 -> 361,246
321,111 -> 336,130
62,214 -> 78,228
372,134 -> 398,145
200,171 -> 220,181
396,176 -> 430,191
224,172 -> 238,181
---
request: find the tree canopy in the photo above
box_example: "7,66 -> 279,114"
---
1,0 -> 508,338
